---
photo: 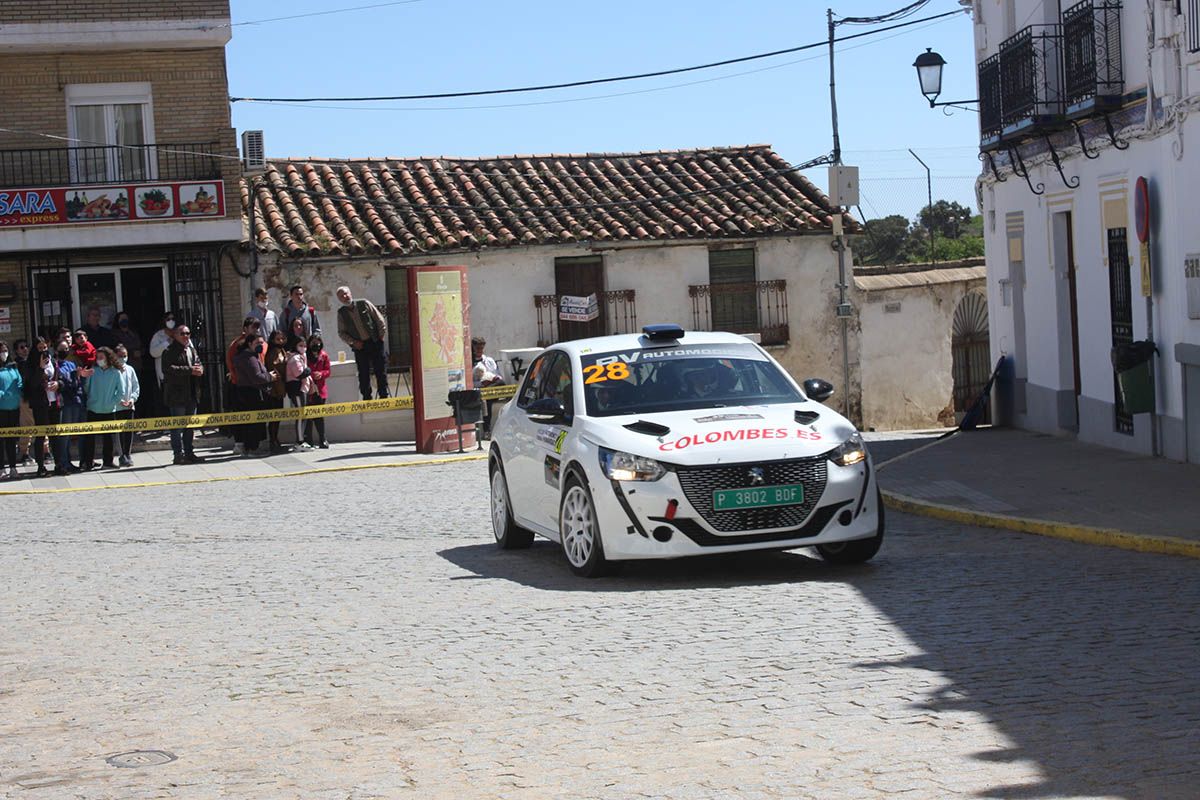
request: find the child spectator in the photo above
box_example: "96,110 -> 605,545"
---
285,336 -> 315,450
305,334 -> 331,449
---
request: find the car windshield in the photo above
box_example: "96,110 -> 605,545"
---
580,342 -> 803,417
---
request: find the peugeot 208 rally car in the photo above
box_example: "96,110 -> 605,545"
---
488,325 -> 883,577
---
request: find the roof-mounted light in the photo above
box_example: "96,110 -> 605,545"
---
641,324 -> 684,342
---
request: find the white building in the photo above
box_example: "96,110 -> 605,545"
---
971,0 -> 1200,461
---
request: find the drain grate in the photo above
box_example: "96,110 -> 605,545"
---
105,750 -> 178,769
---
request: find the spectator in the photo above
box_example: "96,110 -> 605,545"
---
304,334 -> 331,449
81,306 -> 117,349
225,316 -> 262,386
248,287 -> 278,338
232,333 -> 271,457
112,344 -> 140,467
264,329 -> 290,454
280,284 -> 321,339
0,342 -> 22,480
472,336 -> 504,439
335,285 -> 389,400
149,311 -> 176,387
54,328 -> 73,348
53,343 -> 83,475
285,335 -> 315,450
112,311 -> 144,372
24,343 -> 60,478
285,316 -> 307,352
12,339 -> 32,464
80,346 -> 123,471
162,323 -> 206,465
72,328 -> 97,367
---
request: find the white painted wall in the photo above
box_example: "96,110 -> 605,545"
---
976,0 -> 1200,459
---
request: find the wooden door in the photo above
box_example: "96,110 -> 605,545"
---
554,256 -> 606,341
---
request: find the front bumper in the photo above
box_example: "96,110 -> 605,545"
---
592,456 -> 879,560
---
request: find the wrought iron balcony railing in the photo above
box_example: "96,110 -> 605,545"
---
979,52 -> 1003,145
998,24 -> 1065,132
534,290 -> 637,347
0,142 -> 223,189
687,279 -> 788,346
1063,0 -> 1123,113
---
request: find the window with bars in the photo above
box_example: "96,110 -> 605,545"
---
708,248 -> 757,332
1190,0 -> 1200,53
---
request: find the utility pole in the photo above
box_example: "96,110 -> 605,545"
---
828,8 -> 850,418
908,149 -> 935,265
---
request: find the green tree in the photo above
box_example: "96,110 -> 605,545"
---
918,200 -> 974,240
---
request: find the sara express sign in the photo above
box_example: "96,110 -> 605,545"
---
0,180 -> 224,227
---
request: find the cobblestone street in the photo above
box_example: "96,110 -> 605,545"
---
1,460 -> 1197,799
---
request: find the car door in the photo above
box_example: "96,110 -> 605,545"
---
503,352 -> 552,518
526,351 -> 576,531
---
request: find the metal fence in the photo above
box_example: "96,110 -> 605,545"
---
688,280 -> 789,345
534,290 -> 637,347
0,143 -> 223,189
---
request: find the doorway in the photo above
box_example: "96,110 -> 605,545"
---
951,291 -> 991,424
71,265 -> 167,333
554,255 -> 607,341
1052,211 -> 1082,428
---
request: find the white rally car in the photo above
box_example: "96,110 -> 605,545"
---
488,325 -> 883,577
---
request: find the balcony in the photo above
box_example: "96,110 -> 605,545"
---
979,53 -> 1003,147
0,143 -> 223,189
688,280 -> 789,346
998,25 -> 1065,136
1063,0 -> 1123,115
534,290 -> 637,347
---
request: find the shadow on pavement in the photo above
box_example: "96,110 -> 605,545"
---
851,513 -> 1199,799
438,540 -> 873,592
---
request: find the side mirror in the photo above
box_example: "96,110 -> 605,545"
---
526,397 -> 566,424
803,378 -> 835,403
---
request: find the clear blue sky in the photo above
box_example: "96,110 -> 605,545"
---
227,0 -> 981,218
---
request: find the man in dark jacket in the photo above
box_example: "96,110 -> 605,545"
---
161,325 -> 206,465
336,285 -> 389,400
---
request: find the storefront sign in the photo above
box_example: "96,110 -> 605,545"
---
0,180 -> 224,227
1187,253 -> 1200,320
560,293 -> 599,322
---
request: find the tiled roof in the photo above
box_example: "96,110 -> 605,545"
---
243,145 -> 854,258
853,258 -> 986,291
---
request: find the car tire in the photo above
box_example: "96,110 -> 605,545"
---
559,474 -> 613,578
817,489 -> 886,564
490,458 -> 533,550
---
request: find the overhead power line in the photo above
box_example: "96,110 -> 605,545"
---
229,7 -> 970,104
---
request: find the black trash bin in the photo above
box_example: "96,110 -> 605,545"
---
1110,340 -> 1157,415
447,389 -> 484,452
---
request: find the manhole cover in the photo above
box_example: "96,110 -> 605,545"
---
105,750 -> 178,769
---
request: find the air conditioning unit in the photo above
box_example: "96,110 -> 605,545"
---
241,130 -> 266,175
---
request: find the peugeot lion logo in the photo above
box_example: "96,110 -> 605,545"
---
747,467 -> 765,486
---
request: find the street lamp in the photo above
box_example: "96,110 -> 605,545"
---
912,48 -> 978,111
913,48 -> 946,105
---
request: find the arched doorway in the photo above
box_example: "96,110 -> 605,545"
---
952,291 -> 991,424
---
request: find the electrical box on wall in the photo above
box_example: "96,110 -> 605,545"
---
828,165 -> 859,207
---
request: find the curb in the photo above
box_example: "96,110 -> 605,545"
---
0,453 -> 489,496
882,490 -> 1200,560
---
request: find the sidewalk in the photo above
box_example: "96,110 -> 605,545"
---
0,435 -> 486,494
875,427 -> 1200,558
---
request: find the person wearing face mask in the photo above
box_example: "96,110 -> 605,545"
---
284,334 -> 315,450
112,344 -> 140,467
52,343 -> 84,475
335,285 -> 389,401
149,311 -> 177,388
248,287 -> 278,339
304,334 -> 331,449
111,311 -> 143,372
232,333 -> 272,457
0,342 -> 23,480
80,346 -> 124,471
24,341 -> 60,478
264,329 -> 290,454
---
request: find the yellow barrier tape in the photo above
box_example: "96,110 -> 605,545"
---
2,384 -> 519,438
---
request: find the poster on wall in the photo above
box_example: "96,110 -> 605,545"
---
408,267 -> 472,453
0,306 -> 10,334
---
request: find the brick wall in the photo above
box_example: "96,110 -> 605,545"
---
1,1 -> 229,23
0,48 -> 241,221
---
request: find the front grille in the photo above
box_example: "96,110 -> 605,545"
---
673,456 -> 828,532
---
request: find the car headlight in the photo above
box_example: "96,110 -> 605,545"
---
831,433 -> 867,466
599,448 -> 666,481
